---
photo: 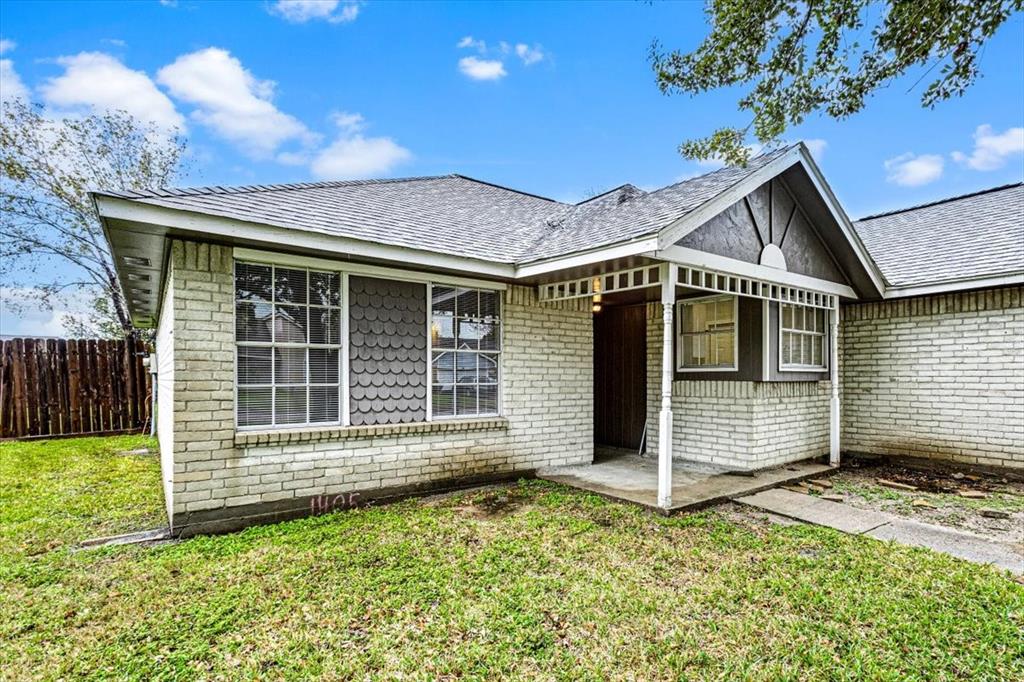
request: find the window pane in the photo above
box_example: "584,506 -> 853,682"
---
800,334 -> 810,365
812,336 -> 823,367
309,308 -> 340,344
274,305 -> 307,343
782,331 -> 794,365
456,288 -> 478,317
275,347 -> 306,384
479,290 -> 499,321
236,263 -> 272,302
716,298 -> 734,325
432,351 -> 455,384
238,346 -> 272,385
238,387 -> 272,427
309,271 -> 340,307
682,335 -> 695,367
309,386 -> 339,423
479,385 -> 498,414
478,321 -> 500,351
309,348 -> 339,384
431,314 -> 455,349
275,267 -> 307,304
432,385 -> 454,417
456,386 -> 477,415
687,301 -> 709,333
456,352 -> 477,383
782,304 -> 793,330
236,301 -> 273,343
275,386 -> 307,424
457,319 -> 483,350
479,354 -> 499,383
716,333 -> 734,367
432,285 -> 456,315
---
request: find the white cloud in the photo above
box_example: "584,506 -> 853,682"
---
458,56 -> 506,81
802,138 -> 827,160
515,43 -> 544,66
951,124 -> 1024,171
39,52 -> 184,130
159,0 -> 178,6
157,47 -> 313,158
330,110 -> 365,132
884,152 -> 944,186
456,36 -> 486,53
270,0 -> 360,24
0,287 -> 95,338
0,39 -> 15,55
311,135 -> 411,180
1,57 -> 28,102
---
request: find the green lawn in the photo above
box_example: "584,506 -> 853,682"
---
1,437 -> 1022,681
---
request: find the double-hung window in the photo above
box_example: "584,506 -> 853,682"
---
780,303 -> 828,371
677,295 -> 737,371
235,262 -> 343,428
429,286 -> 500,417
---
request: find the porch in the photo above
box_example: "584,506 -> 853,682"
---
538,453 -> 835,514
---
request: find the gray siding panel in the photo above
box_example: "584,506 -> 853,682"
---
348,276 -> 427,425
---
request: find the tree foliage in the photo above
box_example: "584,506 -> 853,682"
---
651,0 -> 1022,165
1,100 -> 187,337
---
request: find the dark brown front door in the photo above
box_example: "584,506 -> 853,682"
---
594,304 -> 647,451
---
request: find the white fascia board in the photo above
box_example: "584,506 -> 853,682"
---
513,236 -> 661,279
95,195 -> 516,280
234,247 -> 507,290
793,146 -> 887,295
656,244 -> 858,298
656,147 -> 803,249
882,272 -> 1024,299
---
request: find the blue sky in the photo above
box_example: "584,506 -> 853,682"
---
1,0 -> 1023,334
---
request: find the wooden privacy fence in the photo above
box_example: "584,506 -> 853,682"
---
0,336 -> 151,439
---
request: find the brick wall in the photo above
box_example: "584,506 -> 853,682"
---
841,286 -> 1024,469
162,240 -> 593,534
645,302 -> 830,469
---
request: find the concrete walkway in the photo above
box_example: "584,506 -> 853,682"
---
538,455 -> 834,514
737,488 -> 1023,575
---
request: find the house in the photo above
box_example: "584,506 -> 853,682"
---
93,143 -> 1024,536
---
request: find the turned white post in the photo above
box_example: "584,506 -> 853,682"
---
829,300 -> 840,466
658,263 -> 677,509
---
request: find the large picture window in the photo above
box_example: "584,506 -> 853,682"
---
780,303 -> 828,371
677,295 -> 737,371
235,262 -> 342,428
430,286 -> 500,418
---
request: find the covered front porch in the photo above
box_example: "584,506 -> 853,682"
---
538,453 -> 835,514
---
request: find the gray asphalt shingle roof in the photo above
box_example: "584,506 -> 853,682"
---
853,183 -> 1024,287
99,147 -> 793,265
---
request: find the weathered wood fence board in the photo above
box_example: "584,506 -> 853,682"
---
0,335 -> 150,439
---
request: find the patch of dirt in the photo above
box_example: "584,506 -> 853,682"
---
825,459 -> 1024,546
430,484 -> 529,520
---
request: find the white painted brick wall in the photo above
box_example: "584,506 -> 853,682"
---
645,302 -> 830,469
841,286 -> 1024,469
164,240 -> 593,528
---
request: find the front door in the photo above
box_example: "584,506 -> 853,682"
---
593,304 -> 647,451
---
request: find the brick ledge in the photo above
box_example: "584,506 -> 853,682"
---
235,417 -> 509,447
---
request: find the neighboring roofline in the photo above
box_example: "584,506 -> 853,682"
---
575,184 -> 639,206
857,182 -> 1024,222
881,272 -> 1024,299
449,173 -> 564,204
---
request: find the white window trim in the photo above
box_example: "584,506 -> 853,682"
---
234,261 -> 345,431
675,294 -> 739,373
778,303 -> 830,373
234,257 -> 505,432
427,283 -> 503,421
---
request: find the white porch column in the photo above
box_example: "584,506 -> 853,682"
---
657,263 -> 677,509
829,302 -> 840,466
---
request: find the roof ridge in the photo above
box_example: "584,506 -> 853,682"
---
857,182 -> 1024,222
109,173 -> 460,200
575,183 -> 641,205
450,174 -> 564,204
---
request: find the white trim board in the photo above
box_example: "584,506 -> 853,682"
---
881,272 -> 1024,299
234,247 -> 507,291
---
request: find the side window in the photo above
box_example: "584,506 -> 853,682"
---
430,286 -> 501,417
780,303 -> 828,370
677,295 -> 737,371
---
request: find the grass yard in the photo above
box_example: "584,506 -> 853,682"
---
1,437 -> 1022,681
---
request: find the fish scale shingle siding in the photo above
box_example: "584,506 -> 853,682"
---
348,276 -> 428,425
840,286 -> 1024,469
161,240 -> 593,536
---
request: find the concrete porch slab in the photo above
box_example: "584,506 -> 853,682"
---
537,455 -> 835,514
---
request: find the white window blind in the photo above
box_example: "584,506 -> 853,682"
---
677,295 -> 737,370
235,262 -> 342,428
429,286 -> 500,417
780,303 -> 827,370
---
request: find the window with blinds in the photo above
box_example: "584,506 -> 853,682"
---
429,286 -> 501,417
677,295 -> 737,370
780,303 -> 828,370
235,262 -> 342,428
